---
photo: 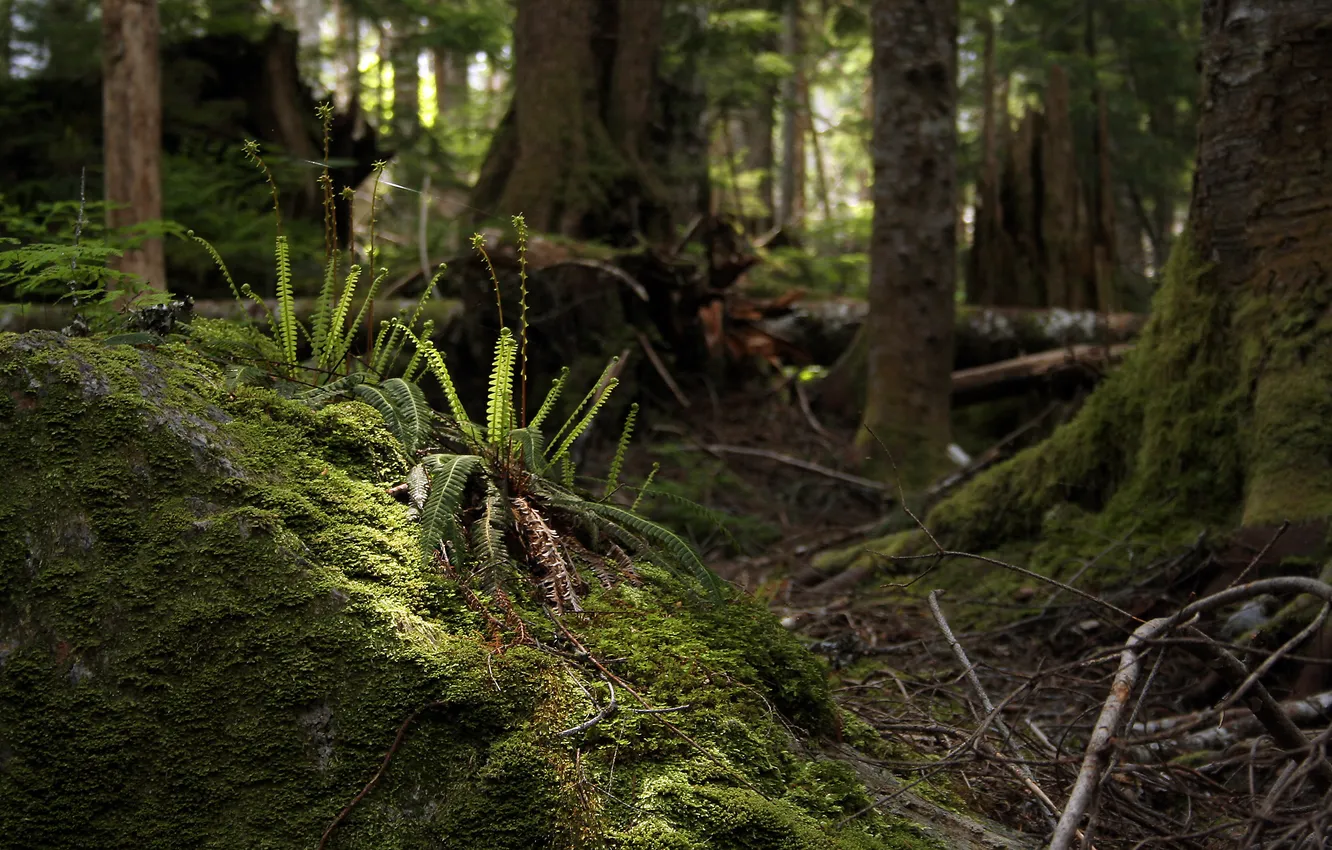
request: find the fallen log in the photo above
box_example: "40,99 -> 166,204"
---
950,343 -> 1134,406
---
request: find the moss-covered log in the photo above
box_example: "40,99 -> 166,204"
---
0,331 -> 1000,848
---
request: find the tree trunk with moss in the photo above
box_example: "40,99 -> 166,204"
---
101,0 -> 166,293
930,0 -> 1332,554
469,0 -> 704,245
859,0 -> 958,490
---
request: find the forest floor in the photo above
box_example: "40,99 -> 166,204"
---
591,383 -> 1330,847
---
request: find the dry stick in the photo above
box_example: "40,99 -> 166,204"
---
1048,576 -> 1332,850
318,700 -> 452,850
634,330 -> 691,409
1227,520 -> 1290,589
927,591 -> 1065,833
690,444 -> 889,493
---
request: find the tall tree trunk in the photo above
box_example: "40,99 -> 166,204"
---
861,0 -> 958,489
0,0 -> 12,82
740,83 -> 776,233
433,49 -> 469,127
390,20 -> 420,143
470,0 -> 696,244
777,0 -> 806,230
931,0 -> 1332,575
102,0 -> 166,293
334,0 -> 359,113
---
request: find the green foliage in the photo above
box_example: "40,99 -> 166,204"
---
0,194 -> 180,324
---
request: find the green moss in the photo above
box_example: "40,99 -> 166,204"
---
0,331 -> 939,849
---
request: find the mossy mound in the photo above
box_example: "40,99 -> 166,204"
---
0,332 -> 938,849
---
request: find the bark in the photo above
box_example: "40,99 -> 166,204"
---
929,0 -> 1332,558
470,0 -> 699,245
390,20 -> 419,143
740,84 -> 777,232
334,0 -> 359,113
0,0 -> 11,81
433,49 -> 469,124
777,0 -> 806,230
861,0 -> 959,489
102,0 -> 166,293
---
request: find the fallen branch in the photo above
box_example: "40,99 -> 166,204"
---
1049,577 -> 1332,850
686,444 -> 889,493
951,343 -> 1133,406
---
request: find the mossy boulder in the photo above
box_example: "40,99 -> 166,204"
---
0,332 -> 939,849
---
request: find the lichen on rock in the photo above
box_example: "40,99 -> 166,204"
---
0,331 -> 945,849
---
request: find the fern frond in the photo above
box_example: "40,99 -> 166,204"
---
507,426 -> 545,470
470,481 -> 511,591
190,232 -> 279,333
406,463 -> 429,513
411,335 -> 478,447
575,500 -> 724,602
513,215 -> 530,425
349,382 -> 398,440
632,462 -> 660,513
561,453 -> 576,489
604,403 -> 639,497
547,358 -> 618,456
401,319 -> 434,382
334,265 -> 389,370
379,377 -> 432,455
318,263 -> 362,370
311,253 -> 338,362
420,453 -> 481,563
486,327 -> 518,445
529,367 -> 569,431
548,377 -> 618,466
297,371 -> 369,406
513,496 -> 583,613
275,235 -> 297,368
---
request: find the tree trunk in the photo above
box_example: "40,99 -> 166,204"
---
102,0 -> 166,294
0,0 -> 12,82
433,49 -> 469,126
861,0 -> 958,489
390,20 -> 419,143
930,0 -> 1332,554
777,0 -> 806,231
334,0 -> 359,113
470,0 -> 700,245
740,84 -> 776,233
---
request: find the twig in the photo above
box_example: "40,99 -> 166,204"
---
1049,577 -> 1332,850
685,444 -> 889,493
318,700 -> 451,850
635,329 -> 691,409
558,676 -> 617,737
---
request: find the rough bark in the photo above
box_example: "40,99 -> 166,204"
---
390,20 -> 419,143
861,0 -> 958,489
777,0 -> 806,230
334,0 -> 359,113
101,0 -> 166,293
471,0 -> 698,245
929,0 -> 1332,559
0,0 -> 11,81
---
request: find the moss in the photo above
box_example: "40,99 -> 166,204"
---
0,331 -> 938,849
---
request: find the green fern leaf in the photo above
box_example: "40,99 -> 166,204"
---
319,264 -> 362,370
469,481 -> 511,591
335,265 -> 389,369
486,328 -> 518,444
507,426 -> 545,470
552,496 -> 726,602
528,367 -> 569,430
379,377 -> 431,455
548,378 -> 618,465
297,372 -> 369,406
547,358 -> 618,456
420,453 -> 481,563
604,403 -> 638,496
275,235 -> 298,368
311,254 -> 338,363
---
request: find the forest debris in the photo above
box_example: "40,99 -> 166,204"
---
685,444 -> 890,493
950,343 -> 1133,406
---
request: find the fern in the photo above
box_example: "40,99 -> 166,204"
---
274,235 -> 297,369
420,454 -> 481,564
548,378 -> 618,466
605,403 -> 639,497
297,372 -> 370,405
318,263 -> 362,370
485,328 -> 518,444
529,367 -> 569,431
632,462 -> 660,513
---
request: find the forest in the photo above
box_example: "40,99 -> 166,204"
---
0,0 -> 1330,847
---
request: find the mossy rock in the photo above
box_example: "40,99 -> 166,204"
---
0,332 -> 950,849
